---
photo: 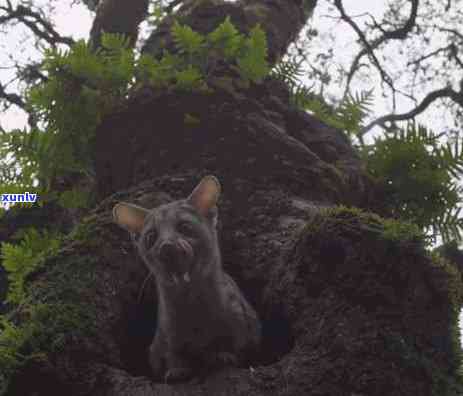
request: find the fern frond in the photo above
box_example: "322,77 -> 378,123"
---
236,25 -> 269,83
208,16 -> 242,59
172,21 -> 205,55
1,228 -> 62,305
364,122 -> 463,242
271,58 -> 305,87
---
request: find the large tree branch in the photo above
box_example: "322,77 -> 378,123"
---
360,86 -> 463,136
0,83 -> 26,110
89,0 -> 149,50
0,82 -> 38,129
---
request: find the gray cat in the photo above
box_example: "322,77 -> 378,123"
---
113,175 -> 261,383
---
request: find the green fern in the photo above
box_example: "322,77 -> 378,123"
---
364,122 -> 463,242
172,21 -> 205,56
291,84 -> 316,110
0,317 -> 30,381
208,16 -> 242,59
1,228 -> 62,305
271,58 -> 372,135
1,20 -> 270,205
0,302 -> 91,390
175,66 -> 206,91
57,188 -> 91,209
337,91 -> 374,135
236,25 -> 269,83
271,58 -> 305,87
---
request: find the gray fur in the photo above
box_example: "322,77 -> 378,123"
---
113,176 -> 261,382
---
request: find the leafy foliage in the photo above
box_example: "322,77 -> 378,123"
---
300,91 -> 373,136
208,17 -> 242,59
364,123 -> 463,242
1,228 -> 62,305
0,302 -> 90,392
172,21 -> 205,56
0,223 -> 95,393
271,57 -> 306,87
57,188 -> 91,209
235,25 -> 269,82
0,18 -> 269,206
271,58 -> 373,135
26,34 -> 135,182
148,17 -> 269,89
272,56 -> 463,242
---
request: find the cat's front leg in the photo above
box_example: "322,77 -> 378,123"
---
164,348 -> 194,383
149,331 -> 167,380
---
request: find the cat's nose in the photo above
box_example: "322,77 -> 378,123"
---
159,242 -> 177,263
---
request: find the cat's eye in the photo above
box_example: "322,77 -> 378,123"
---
144,230 -> 157,248
177,221 -> 194,235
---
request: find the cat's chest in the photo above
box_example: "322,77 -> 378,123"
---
158,276 -> 236,340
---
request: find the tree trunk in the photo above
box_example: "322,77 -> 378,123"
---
1,1 -> 462,395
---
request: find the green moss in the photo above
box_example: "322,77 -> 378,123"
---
68,214 -> 99,242
0,218 -> 102,394
0,296 -> 96,393
301,206 -> 463,396
0,301 -> 93,374
184,113 -> 201,126
245,3 -> 269,20
381,217 -> 424,244
1,228 -> 62,305
428,252 -> 463,387
429,253 -> 463,309
303,205 -> 425,248
383,333 -> 463,395
300,206 -> 463,393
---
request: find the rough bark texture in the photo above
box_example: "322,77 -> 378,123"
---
89,0 -> 149,49
96,78 -> 367,205
2,172 -> 462,395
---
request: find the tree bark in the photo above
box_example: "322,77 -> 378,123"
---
1,1 -> 462,395
89,0 -> 149,49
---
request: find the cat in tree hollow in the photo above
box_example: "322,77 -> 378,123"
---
113,175 -> 261,383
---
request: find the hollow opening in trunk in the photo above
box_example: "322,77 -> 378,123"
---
119,287 -> 294,379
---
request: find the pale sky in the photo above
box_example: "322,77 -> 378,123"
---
1,0 -> 462,344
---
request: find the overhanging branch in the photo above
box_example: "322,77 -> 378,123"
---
360,86 -> 463,136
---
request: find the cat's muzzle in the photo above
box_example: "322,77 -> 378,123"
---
158,239 -> 194,285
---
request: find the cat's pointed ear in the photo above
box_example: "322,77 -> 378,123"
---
113,202 -> 149,233
187,175 -> 221,217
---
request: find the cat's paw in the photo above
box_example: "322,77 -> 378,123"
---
164,367 -> 194,384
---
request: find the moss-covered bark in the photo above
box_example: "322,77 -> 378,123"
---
1,184 -> 462,395
2,0 -> 462,394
